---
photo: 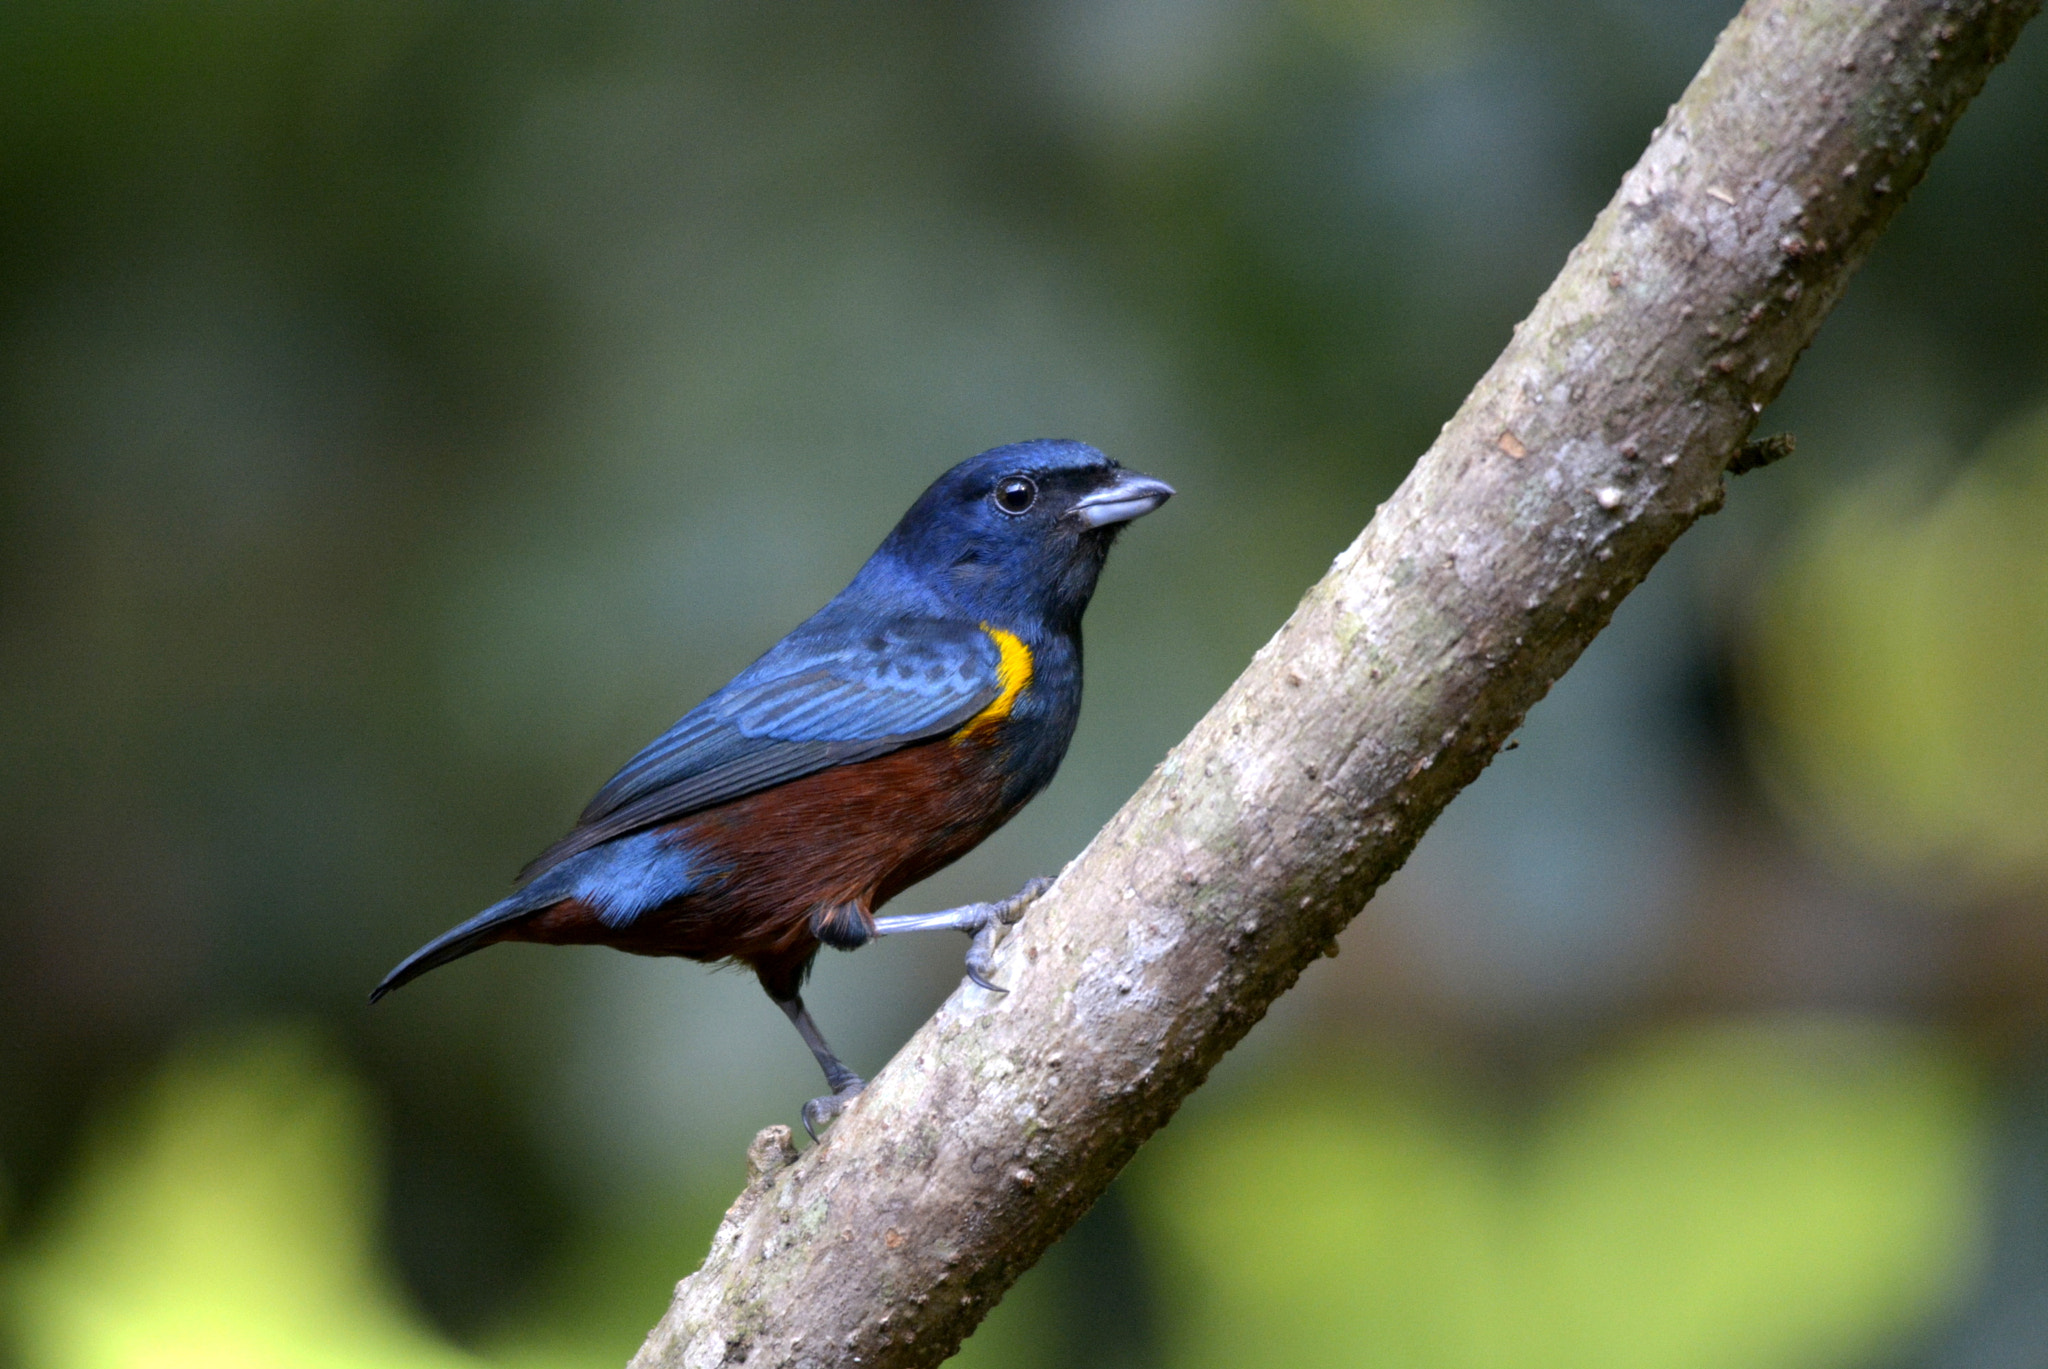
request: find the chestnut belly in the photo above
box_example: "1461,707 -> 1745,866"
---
504,734 -> 1019,988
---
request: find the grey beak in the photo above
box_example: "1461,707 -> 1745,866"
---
1072,471 -> 1175,528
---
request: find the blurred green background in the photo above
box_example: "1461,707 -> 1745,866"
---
2,3 -> 2045,1366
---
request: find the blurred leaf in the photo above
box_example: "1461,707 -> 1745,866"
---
1284,0 -> 1484,73
2,1027 -> 484,1369
1130,1020 -> 1984,1369
1132,1048 -> 1506,1368
1526,1021 -> 1983,1369
1746,402 -> 2048,894
943,1246 -> 1063,1369
483,1191 -> 733,1369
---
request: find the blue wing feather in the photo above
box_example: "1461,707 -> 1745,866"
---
518,613 -> 1002,881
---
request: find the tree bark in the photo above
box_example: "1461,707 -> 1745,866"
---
632,3 -> 2040,1365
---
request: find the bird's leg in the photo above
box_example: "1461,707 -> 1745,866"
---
773,993 -> 865,1140
871,877 -> 1053,992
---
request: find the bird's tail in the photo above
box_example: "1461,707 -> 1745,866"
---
369,884 -> 559,1003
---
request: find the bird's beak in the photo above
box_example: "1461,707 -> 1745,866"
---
1072,471 -> 1175,528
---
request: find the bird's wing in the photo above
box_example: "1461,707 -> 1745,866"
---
517,616 -> 1004,880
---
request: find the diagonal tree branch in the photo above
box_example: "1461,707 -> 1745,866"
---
633,3 -> 2040,1365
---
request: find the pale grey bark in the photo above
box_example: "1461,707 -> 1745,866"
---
632,3 -> 2041,1366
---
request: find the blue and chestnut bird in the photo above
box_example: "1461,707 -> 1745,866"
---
373,441 -> 1171,1134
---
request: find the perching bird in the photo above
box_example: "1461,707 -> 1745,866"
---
372,440 -> 1171,1135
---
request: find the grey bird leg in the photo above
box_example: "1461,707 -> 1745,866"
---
871,877 -> 1052,992
774,994 -> 864,1140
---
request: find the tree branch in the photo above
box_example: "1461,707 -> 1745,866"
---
632,3 -> 2039,1365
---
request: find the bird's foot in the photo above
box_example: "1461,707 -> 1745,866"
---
869,877 -> 1054,991
963,876 -> 1053,992
802,1077 -> 865,1142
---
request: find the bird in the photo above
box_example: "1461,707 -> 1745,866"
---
372,440 -> 1172,1136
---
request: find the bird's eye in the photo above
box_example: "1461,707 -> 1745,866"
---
993,475 -> 1038,515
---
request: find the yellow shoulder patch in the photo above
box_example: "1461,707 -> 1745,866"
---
958,624 -> 1032,737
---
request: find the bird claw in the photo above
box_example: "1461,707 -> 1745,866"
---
961,876 -> 1053,993
801,1079 -> 864,1141
964,936 -> 1003,993
1000,876 -> 1054,923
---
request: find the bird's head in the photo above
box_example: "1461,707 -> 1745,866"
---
868,440 -> 1173,631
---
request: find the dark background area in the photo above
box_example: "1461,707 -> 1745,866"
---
3,4 -> 2046,1367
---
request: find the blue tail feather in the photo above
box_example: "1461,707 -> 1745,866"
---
368,883 -> 559,1003
371,828 -> 713,1002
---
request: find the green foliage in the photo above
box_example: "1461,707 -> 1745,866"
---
3,1023 -> 1984,1369
1124,1024 -> 1982,1369
3,1029 -> 483,1369
1748,404 -> 2048,893
0,1027 -> 747,1369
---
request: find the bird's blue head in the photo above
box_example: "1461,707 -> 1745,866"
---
861,440 -> 1173,633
